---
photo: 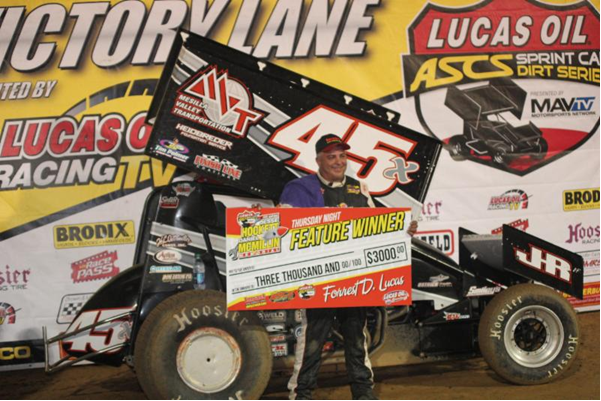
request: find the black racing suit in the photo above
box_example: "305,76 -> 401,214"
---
286,175 -> 375,400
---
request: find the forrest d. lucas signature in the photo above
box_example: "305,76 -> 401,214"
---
322,275 -> 405,302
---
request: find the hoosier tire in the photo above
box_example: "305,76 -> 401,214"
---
134,290 -> 272,399
478,284 -> 580,385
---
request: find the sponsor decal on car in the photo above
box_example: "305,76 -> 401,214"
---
466,286 -> 502,297
178,65 -> 265,138
415,230 -> 454,255
271,342 -> 288,357
172,182 -> 196,197
174,123 -> 233,151
488,189 -> 530,211
71,250 -> 119,284
194,154 -> 243,181
429,274 -> 449,282
514,245 -> 573,283
257,310 -> 287,323
0,265 -> 31,291
383,290 -> 409,305
417,281 -> 452,288
155,234 -> 192,248
159,195 -> 179,209
269,334 -> 286,343
153,138 -> 190,162
53,221 -> 135,249
566,223 -> 600,244
161,273 -> 193,284
443,311 -> 470,321
563,188 -> 600,212
149,265 -> 182,274
56,293 -> 93,324
62,307 -> 133,354
418,274 -> 452,288
0,302 -> 18,325
154,250 -> 182,264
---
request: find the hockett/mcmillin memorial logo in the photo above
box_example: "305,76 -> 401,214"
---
235,212 -> 284,259
401,0 -> 600,176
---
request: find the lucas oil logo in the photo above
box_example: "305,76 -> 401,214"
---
401,0 -> 599,176
177,66 -> 264,138
488,189 -> 530,211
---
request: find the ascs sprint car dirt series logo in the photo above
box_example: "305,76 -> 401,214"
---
402,0 -> 599,176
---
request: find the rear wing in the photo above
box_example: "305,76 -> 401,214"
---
459,225 -> 583,299
144,30 -> 441,205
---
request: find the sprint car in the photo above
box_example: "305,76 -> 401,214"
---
44,31 -> 583,399
44,180 -> 584,400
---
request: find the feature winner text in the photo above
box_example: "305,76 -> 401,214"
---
289,211 -> 406,250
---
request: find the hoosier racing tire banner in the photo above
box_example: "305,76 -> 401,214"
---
226,207 -> 412,310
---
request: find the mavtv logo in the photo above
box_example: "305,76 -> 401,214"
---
532,97 -> 595,113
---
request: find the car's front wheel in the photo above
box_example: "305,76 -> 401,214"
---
134,290 -> 272,399
478,284 -> 579,385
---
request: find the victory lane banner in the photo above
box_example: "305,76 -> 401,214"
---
226,207 -> 412,310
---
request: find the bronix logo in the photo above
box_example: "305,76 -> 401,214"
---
54,221 -> 135,249
532,97 -> 596,114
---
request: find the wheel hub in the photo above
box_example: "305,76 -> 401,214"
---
176,327 -> 242,393
504,306 -> 563,368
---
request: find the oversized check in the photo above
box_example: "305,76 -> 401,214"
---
226,207 -> 412,310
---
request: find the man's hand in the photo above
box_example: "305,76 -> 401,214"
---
407,220 -> 418,237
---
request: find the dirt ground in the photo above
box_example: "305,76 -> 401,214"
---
2,312 -> 598,400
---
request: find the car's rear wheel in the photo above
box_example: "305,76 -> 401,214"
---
134,290 -> 272,399
478,284 -> 579,384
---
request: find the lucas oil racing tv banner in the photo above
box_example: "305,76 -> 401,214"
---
0,0 -> 598,371
226,207 -> 412,310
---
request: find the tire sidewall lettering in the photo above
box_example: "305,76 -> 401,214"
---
173,304 -> 248,333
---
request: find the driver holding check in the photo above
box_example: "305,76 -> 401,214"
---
279,134 -> 417,400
